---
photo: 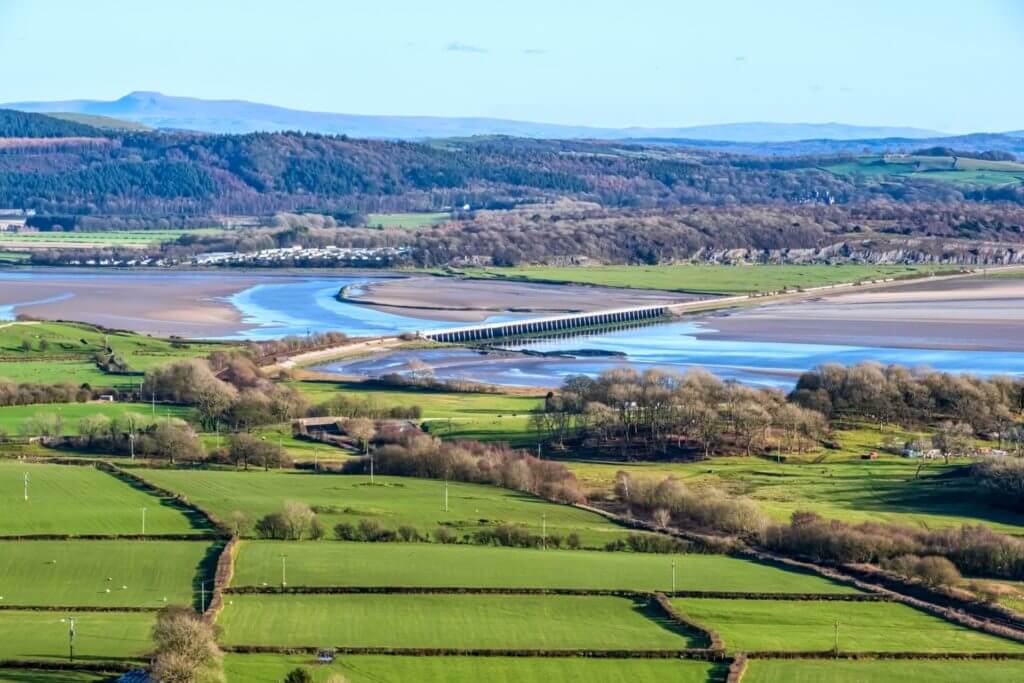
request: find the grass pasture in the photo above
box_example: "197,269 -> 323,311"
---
0,540 -> 218,607
0,401 -> 195,436
0,460 -> 205,536
218,593 -> 701,650
0,610 -> 153,662
744,658 -> 1024,683
824,155 -> 1024,187
0,320 -> 227,372
567,427 -> 1024,533
232,541 -> 857,594
366,212 -> 450,230
137,469 -> 628,547
674,598 -> 1024,653
291,379 -> 543,444
454,264 -> 930,295
0,229 -> 222,250
223,654 -> 724,682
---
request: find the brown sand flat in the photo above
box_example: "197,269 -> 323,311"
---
0,271 -> 272,337
695,278 -> 1024,351
347,276 -> 699,322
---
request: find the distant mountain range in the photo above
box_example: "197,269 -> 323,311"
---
2,91 -> 951,142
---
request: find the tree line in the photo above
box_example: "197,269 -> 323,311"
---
533,368 -> 827,459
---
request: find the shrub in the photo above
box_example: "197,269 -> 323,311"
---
255,513 -> 289,540
283,669 -> 313,683
434,526 -> 457,544
566,532 -> 581,549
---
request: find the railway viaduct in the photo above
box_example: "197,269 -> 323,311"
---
419,304 -> 673,343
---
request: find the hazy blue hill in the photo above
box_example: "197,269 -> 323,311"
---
2,91 -> 946,142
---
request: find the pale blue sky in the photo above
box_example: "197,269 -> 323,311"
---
1,0 -> 1022,132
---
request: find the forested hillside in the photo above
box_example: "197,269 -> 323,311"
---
0,109 -> 102,138
2,109 -> 1022,219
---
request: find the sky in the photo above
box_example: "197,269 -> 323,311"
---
1,0 -> 1022,133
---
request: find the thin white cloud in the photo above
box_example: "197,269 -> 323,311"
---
446,41 -> 488,54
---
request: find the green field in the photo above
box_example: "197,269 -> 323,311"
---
232,541 -> 856,594
0,401 -> 195,436
0,671 -> 114,683
0,229 -> 223,248
0,460 -> 205,535
825,155 -> 1024,187
567,427 -> 1024,533
0,360 -> 124,387
0,321 -> 228,386
0,540 -> 216,607
136,469 -> 629,547
292,379 -> 542,444
453,264 -> 931,295
745,658 -> 1024,683
0,610 -> 153,662
219,594 -> 700,650
366,212 -> 450,230
674,598 -> 1024,653
223,654 -> 723,683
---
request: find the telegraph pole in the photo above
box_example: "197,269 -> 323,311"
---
541,513 -> 547,549
281,555 -> 287,587
443,479 -> 449,512
833,620 -> 840,653
140,507 -> 146,536
23,472 -> 29,501
67,616 -> 76,662
671,560 -> 677,594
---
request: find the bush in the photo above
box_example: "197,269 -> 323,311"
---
283,669 -> 313,683
566,532 -> 581,549
398,525 -> 422,542
473,523 -> 542,549
626,533 -> 689,554
255,513 -> 289,540
434,526 -> 457,544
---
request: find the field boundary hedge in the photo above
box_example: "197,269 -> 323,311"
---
0,605 -> 158,613
726,652 -> 748,682
745,651 -> 1024,660
204,535 -> 239,624
578,502 -> 1024,645
0,659 -> 135,673
665,591 -> 888,601
221,645 -> 729,659
222,585 -> 888,602
225,586 -> 666,597
654,592 -> 723,651
0,533 -> 218,541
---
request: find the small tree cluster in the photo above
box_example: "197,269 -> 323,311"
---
341,431 -> 583,504
150,605 -> 223,683
255,501 -> 324,540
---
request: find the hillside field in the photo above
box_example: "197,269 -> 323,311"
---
232,540 -> 856,594
219,593 -> 701,650
136,469 -> 631,547
0,610 -> 154,662
223,654 -> 723,683
0,540 -> 217,607
674,598 -> 1024,653
0,460 -> 205,535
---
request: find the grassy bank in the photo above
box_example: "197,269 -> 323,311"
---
453,264 -> 932,295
